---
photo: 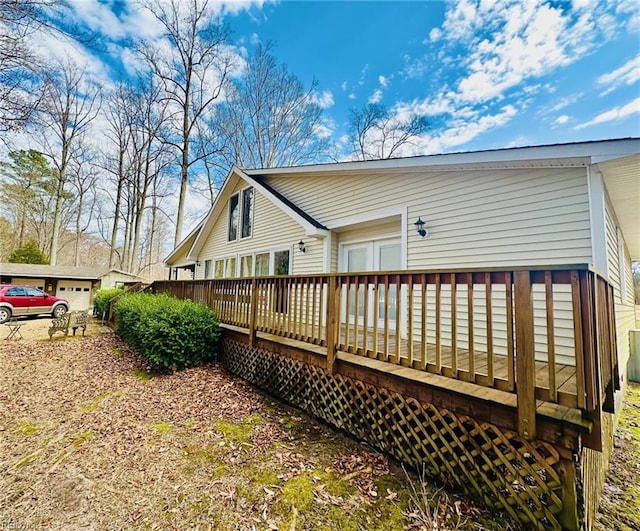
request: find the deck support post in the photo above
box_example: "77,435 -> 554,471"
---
514,270 -> 537,441
326,276 -> 339,374
249,278 -> 258,347
558,456 -> 579,531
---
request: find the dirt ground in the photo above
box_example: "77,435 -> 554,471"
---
0,317 -> 638,530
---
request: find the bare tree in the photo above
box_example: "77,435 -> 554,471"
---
216,42 -> 329,173
348,103 -> 429,160
36,58 -> 101,265
0,1 -> 68,134
138,0 -> 235,246
67,144 -> 98,266
103,83 -> 136,269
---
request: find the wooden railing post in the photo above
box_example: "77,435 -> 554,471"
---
326,276 -> 339,374
248,278 -> 258,347
514,270 -> 536,441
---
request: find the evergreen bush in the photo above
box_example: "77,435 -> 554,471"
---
113,292 -> 220,371
93,288 -> 124,317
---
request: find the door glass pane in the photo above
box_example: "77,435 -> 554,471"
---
347,248 -> 367,272
378,244 -> 401,321
347,248 -> 367,317
379,244 -> 401,270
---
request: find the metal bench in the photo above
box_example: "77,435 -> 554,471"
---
49,310 -> 88,339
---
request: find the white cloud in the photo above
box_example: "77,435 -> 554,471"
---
552,115 -> 570,126
65,0 -> 128,39
547,93 -> 584,113
379,75 -> 389,88
310,90 -> 334,109
313,123 -> 333,139
341,81 -> 348,91
428,27 -> 442,42
403,104 -> 518,156
348,93 -> 356,100
358,64 -> 369,85
574,97 -> 640,129
250,32 -> 261,45
597,55 -> 640,95
368,89 -> 383,104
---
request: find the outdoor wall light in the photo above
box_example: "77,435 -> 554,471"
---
298,240 -> 306,253
414,217 -> 428,238
195,260 -> 201,267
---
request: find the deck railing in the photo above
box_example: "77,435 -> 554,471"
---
151,265 -> 619,440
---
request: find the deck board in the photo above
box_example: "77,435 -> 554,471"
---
338,324 -> 578,406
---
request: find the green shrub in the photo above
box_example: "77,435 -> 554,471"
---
113,292 -> 220,371
93,288 -> 124,317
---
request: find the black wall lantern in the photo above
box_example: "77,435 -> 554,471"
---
298,240 -> 306,253
414,217 -> 428,238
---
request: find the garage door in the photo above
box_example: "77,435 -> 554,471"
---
12,277 -> 46,290
56,280 -> 92,310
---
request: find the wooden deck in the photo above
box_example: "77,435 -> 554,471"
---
151,265 -> 619,446
337,326 -> 578,405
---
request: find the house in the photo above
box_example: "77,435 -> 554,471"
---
0,264 -> 147,310
163,138 -> 639,529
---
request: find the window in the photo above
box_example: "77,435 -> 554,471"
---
274,250 -> 290,275
225,256 -> 237,277
214,259 -> 224,278
228,187 -> 254,241
59,287 -> 66,292
255,253 -> 269,276
25,288 -> 45,297
212,247 -> 291,279
5,287 -> 25,296
241,188 -> 253,238
228,193 -> 239,241
240,255 -> 253,277
204,259 -> 212,279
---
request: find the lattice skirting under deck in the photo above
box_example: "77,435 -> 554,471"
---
221,336 -> 573,530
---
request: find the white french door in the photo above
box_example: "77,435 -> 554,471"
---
341,238 -> 401,327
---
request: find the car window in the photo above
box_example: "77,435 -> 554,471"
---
5,287 -> 26,297
25,287 -> 45,297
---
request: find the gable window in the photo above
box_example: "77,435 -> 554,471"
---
242,188 -> 253,238
204,259 -> 212,279
228,187 -> 254,241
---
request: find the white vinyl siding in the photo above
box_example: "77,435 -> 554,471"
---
605,198 -> 621,301
197,181 -> 324,278
268,167 -> 592,269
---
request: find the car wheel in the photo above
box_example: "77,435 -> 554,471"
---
52,305 -> 68,318
0,307 -> 11,324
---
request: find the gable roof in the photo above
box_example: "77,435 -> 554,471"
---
0,263 -> 101,280
187,166 -> 329,260
244,138 -> 640,176
165,138 -> 639,264
164,217 -> 206,267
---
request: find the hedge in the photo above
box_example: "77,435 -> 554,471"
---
113,292 -> 220,371
93,288 -> 124,317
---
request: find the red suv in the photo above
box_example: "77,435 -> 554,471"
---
0,284 -> 69,323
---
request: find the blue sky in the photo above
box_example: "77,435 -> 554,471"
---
35,0 -> 639,160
